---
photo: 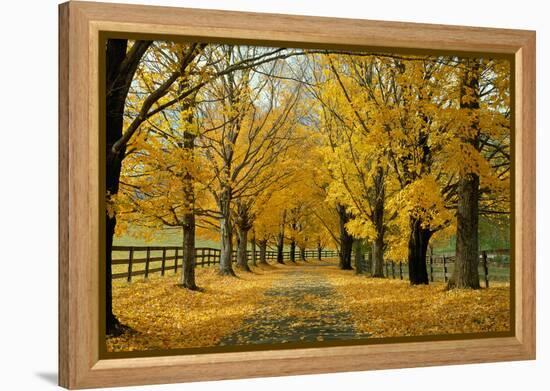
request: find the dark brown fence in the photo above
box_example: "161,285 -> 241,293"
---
380,250 -> 510,287
112,246 -> 509,286
112,246 -> 338,281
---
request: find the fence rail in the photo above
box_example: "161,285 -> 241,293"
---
112,246 -> 338,281
112,245 -> 509,286
378,250 -> 510,287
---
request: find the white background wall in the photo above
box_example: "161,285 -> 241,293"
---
0,0 -> 546,389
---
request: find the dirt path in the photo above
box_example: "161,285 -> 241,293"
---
219,261 -> 370,346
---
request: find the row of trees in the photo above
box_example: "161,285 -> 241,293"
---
105,40 -> 510,335
309,54 -> 510,286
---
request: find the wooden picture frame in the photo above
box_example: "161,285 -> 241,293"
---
59,1 -> 536,388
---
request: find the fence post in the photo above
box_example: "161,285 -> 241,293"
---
482,251 -> 489,288
161,248 -> 166,276
399,262 -> 403,280
443,255 -> 447,283
174,248 -> 179,273
127,247 -> 134,282
429,254 -> 434,282
145,247 -> 151,279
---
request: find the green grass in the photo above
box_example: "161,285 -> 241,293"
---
114,228 -> 310,254
383,263 -> 510,282
430,216 -> 510,255
114,229 -> 219,248
112,229 -> 221,277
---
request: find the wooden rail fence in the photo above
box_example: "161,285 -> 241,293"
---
113,245 -> 509,286
379,250 -> 510,287
112,246 -> 338,282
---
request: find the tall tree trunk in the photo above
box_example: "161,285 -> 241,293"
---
407,218 -> 432,284
449,59 -> 482,290
336,204 -> 353,270
276,210 -> 286,264
371,166 -> 386,277
236,225 -> 252,272
276,233 -> 285,264
179,96 -> 198,290
105,214 -> 120,335
181,217 -> 197,290
218,191 -> 235,276
258,239 -> 268,264
317,240 -> 322,260
250,231 -> 257,266
449,174 -> 481,289
105,39 -> 151,336
289,239 -> 296,262
299,245 -> 306,261
366,246 -> 373,275
372,234 -> 385,277
353,239 -> 364,274
180,134 -> 197,289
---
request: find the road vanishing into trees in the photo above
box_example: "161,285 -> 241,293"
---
220,261 -> 371,345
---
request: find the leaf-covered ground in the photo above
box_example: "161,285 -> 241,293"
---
107,264 -> 281,352
324,266 -> 510,337
220,265 -> 370,346
107,259 -> 510,352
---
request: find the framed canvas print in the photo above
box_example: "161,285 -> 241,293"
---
58,1 -> 536,389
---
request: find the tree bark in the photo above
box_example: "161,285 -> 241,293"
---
181,217 -> 197,289
372,234 -> 385,277
366,246 -> 373,275
276,210 -> 286,264
180,145 -> 197,289
250,231 -> 257,266
236,225 -> 252,272
407,218 -> 432,284
449,173 -> 481,289
336,204 -> 353,270
258,239 -> 268,264
105,39 -> 151,336
371,166 -> 386,277
448,59 -> 481,290
105,214 -> 120,335
353,239 -> 364,274
218,191 -> 236,276
179,94 -> 198,290
289,239 -> 296,262
317,240 -> 322,260
299,245 -> 306,261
